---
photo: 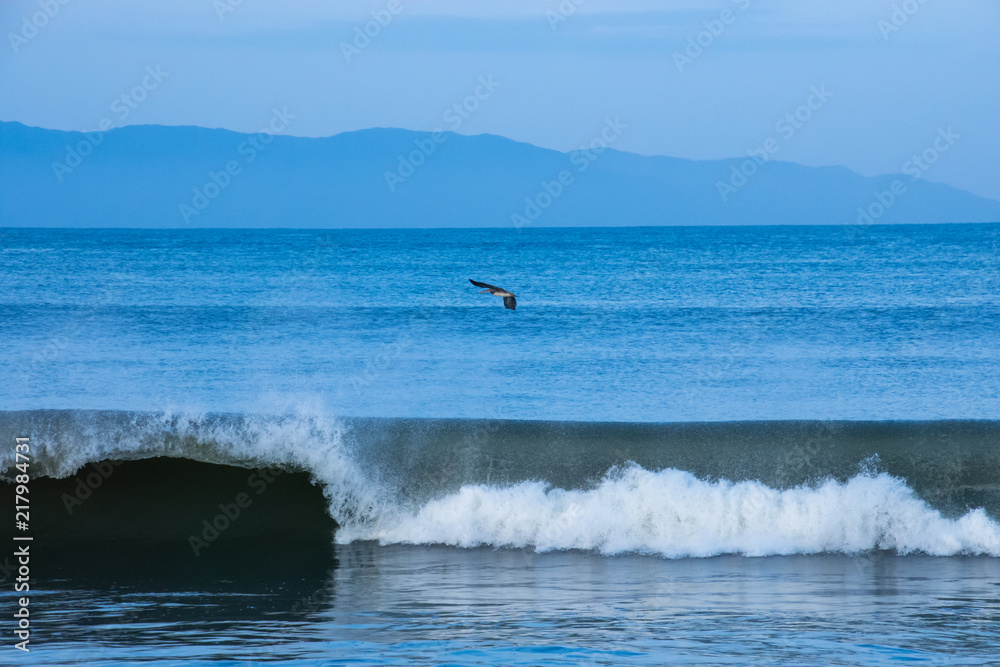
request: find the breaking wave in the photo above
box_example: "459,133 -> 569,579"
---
2,409 -> 999,558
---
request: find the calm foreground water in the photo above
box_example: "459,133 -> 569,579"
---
1,224 -> 999,664
4,549 -> 1000,665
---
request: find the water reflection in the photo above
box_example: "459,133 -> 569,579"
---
14,545 -> 1000,665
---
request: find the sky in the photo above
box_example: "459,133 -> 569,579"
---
2,0 -> 998,202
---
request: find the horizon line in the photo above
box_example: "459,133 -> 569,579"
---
4,221 -> 998,231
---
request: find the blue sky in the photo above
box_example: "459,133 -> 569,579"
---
2,0 -> 998,201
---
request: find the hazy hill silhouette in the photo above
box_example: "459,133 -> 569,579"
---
2,121 -> 998,228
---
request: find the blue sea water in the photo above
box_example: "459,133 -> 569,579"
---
2,224 -> 999,420
2,224 -> 1000,665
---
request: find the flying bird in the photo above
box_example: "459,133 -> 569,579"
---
469,279 -> 517,310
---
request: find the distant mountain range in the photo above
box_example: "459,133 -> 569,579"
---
2,120 -> 998,228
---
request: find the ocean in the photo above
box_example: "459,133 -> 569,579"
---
1,224 -> 999,665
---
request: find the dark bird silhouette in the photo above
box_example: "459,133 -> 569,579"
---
470,279 -> 516,310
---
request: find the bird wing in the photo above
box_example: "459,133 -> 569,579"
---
470,279 -> 501,291
503,296 -> 516,310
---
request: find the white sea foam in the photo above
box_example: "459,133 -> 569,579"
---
339,465 -> 1000,557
